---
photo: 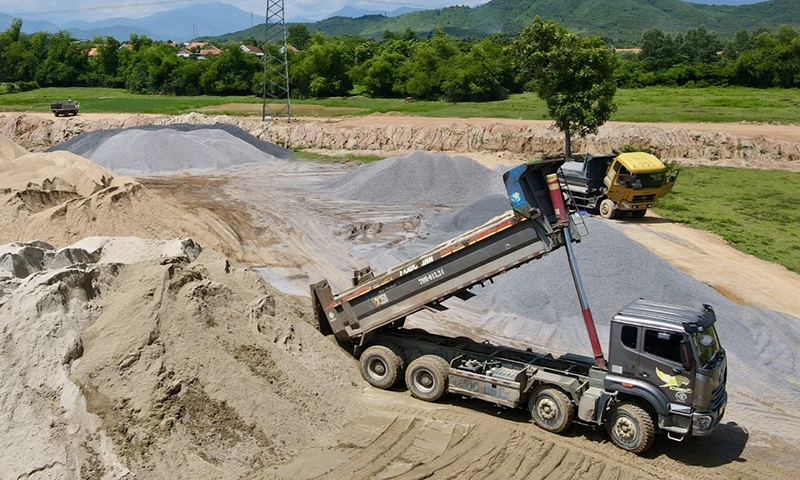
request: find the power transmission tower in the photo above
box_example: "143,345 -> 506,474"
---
262,0 -> 291,122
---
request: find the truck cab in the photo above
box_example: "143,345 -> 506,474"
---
602,152 -> 678,218
560,152 -> 679,219
604,300 -> 727,447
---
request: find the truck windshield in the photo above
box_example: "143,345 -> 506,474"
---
630,172 -> 665,189
693,325 -> 721,367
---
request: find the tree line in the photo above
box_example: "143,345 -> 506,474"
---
1,18 -> 799,100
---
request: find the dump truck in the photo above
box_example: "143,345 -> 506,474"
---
559,152 -> 679,219
50,100 -> 80,117
311,159 -> 726,454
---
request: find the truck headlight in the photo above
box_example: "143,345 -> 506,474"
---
621,201 -> 630,209
693,415 -> 712,430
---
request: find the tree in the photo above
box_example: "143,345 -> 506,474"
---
287,24 -> 311,50
680,26 -> 722,64
510,17 -> 618,158
639,29 -> 679,71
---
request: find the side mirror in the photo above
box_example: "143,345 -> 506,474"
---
680,339 -> 693,371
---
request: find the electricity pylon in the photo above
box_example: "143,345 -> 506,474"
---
262,0 -> 291,122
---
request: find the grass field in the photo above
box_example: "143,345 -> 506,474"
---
2,86 -> 800,124
654,167 -> 800,275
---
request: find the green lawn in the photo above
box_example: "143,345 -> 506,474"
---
2,86 -> 800,124
0,87 -> 254,115
654,166 -> 800,275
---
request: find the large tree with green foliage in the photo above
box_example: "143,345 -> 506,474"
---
511,17 -> 618,158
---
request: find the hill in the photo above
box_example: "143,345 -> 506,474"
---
0,2 -> 264,42
215,0 -> 799,46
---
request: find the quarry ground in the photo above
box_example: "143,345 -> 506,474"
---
3,111 -> 800,479
132,115 -> 800,478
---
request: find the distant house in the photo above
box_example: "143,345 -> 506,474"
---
615,48 -> 642,55
240,45 -> 264,57
199,45 -> 221,56
178,42 -> 221,59
87,47 -> 100,57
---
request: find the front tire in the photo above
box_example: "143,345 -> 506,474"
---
360,345 -> 404,389
607,403 -> 656,454
405,355 -> 449,402
599,199 -> 616,219
631,209 -> 647,218
529,387 -> 575,433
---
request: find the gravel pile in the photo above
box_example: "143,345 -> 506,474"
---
322,151 -> 506,206
48,123 -> 293,176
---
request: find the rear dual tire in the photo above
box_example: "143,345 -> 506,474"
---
405,355 -> 449,402
360,345 -> 404,389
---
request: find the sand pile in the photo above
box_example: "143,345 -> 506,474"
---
49,123 -> 294,176
0,133 -> 28,160
0,237 -> 362,479
0,144 -> 230,254
322,151 -> 506,206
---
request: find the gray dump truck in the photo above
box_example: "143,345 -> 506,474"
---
311,159 -> 727,454
50,100 -> 80,117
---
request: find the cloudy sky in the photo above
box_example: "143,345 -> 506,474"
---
0,0 -> 487,22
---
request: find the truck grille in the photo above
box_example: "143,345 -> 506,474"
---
711,372 -> 727,409
632,194 -> 657,202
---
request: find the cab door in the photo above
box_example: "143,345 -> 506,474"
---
638,329 -> 695,408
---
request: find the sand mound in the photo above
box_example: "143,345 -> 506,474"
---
1,150 -> 119,200
0,238 -> 362,479
323,151 -> 506,206
0,134 -> 28,160
0,150 -> 236,256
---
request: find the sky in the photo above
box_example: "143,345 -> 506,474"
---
0,1 -> 488,23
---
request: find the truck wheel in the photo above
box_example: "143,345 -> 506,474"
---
607,403 -> 656,454
360,345 -> 404,389
405,355 -> 449,402
631,209 -> 647,218
599,199 -> 616,219
529,387 -> 575,433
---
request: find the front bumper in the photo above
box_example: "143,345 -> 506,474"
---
691,394 -> 727,436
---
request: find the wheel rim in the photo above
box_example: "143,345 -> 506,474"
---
536,397 -> 559,424
413,369 -> 435,393
367,357 -> 387,381
613,415 -> 639,445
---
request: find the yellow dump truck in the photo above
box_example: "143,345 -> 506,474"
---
559,152 -> 679,219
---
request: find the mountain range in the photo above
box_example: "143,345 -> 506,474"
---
0,0 -> 791,45
0,2 -> 264,42
211,0 -> 796,46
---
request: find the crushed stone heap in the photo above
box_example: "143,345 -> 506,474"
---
48,123 -> 294,176
322,151 -> 506,206
0,237 -> 362,479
